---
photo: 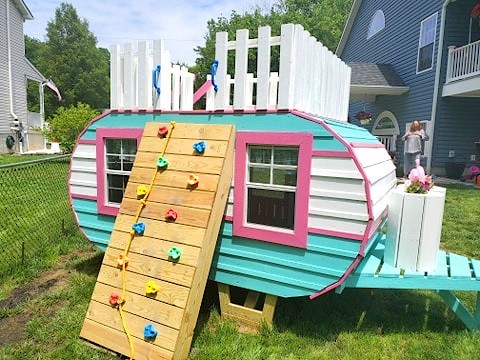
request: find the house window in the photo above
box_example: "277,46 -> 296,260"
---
233,132 -> 312,248
247,145 -> 298,230
96,128 -> 143,216
105,139 -> 137,204
417,13 -> 438,73
367,10 -> 385,39
372,111 -> 400,152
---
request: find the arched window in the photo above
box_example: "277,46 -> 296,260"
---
367,10 -> 385,39
372,111 -> 399,151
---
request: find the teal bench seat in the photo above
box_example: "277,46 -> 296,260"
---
341,237 -> 480,330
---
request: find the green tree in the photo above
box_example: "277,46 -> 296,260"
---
44,102 -> 99,152
35,3 -> 109,116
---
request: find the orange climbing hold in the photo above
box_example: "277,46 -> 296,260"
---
187,174 -> 199,187
117,254 -> 129,267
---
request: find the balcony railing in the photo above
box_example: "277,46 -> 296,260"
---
446,39 -> 480,83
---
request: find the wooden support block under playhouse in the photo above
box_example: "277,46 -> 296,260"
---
80,122 -> 235,360
217,283 -> 277,331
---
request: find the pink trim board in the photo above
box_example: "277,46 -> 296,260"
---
233,131 -> 312,248
95,128 -> 143,216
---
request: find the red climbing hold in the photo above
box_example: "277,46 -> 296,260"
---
165,208 -> 178,221
158,125 -> 169,137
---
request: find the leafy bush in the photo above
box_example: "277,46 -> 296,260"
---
44,102 -> 99,152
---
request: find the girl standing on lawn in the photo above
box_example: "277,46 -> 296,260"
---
402,120 -> 429,177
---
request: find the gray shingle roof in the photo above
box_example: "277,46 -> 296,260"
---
348,62 -> 407,87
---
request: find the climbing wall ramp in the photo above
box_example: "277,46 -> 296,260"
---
80,122 -> 235,360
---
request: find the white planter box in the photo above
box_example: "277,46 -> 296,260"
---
384,184 -> 446,272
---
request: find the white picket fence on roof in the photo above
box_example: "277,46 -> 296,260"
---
213,24 -> 351,121
109,24 -> 351,121
110,39 -> 194,110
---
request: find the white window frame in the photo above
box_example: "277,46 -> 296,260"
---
246,145 -> 299,230
367,10 -> 385,40
416,12 -> 438,74
104,138 -> 137,205
372,110 -> 400,151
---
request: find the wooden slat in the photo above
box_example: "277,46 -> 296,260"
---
109,230 -> 201,267
96,264 -> 189,308
143,122 -> 232,140
426,250 -> 449,279
81,318 -> 173,360
114,214 -> 206,247
449,253 -> 473,279
119,198 -> 211,228
123,185 -> 215,210
103,248 -> 195,288
129,167 -> 220,192
138,137 -> 228,157
85,301 -> 179,352
133,153 -> 225,174
91,282 -> 184,330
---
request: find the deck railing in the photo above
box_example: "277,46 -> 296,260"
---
446,40 -> 480,83
213,24 -> 351,121
110,40 -> 194,111
110,24 -> 351,121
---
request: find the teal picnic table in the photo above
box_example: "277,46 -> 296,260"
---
340,236 -> 480,330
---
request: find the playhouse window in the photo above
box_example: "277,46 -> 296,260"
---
233,132 -> 312,248
246,146 -> 298,230
96,128 -> 143,216
105,139 -> 137,204
417,13 -> 438,73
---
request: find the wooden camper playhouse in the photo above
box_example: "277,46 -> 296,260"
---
69,25 -> 480,359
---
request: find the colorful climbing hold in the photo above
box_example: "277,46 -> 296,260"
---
168,246 -> 182,261
144,324 -> 158,340
136,185 -> 148,198
132,222 -> 146,235
109,292 -> 120,306
117,254 -> 129,267
145,280 -> 160,295
193,141 -> 206,153
165,208 -> 178,221
157,156 -> 169,169
187,174 -> 199,187
158,125 -> 169,137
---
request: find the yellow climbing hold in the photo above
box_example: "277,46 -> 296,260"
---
145,280 -> 160,295
136,185 -> 148,198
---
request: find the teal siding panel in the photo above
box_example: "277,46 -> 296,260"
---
324,119 -> 380,145
209,221 -> 361,298
81,112 -> 346,151
72,198 -> 115,247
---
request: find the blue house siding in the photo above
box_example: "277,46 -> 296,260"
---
432,1 -> 480,168
341,1 -> 447,169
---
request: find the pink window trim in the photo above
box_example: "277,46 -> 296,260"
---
96,128 -> 143,216
233,131 -> 312,248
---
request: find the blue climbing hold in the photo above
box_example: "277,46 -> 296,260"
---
193,141 -> 206,153
144,324 -> 158,340
132,222 -> 146,235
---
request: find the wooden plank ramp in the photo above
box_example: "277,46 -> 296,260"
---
81,122 -> 235,359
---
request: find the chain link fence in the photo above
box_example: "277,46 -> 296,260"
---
0,155 -> 75,278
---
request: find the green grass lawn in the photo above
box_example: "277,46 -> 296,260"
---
0,183 -> 479,359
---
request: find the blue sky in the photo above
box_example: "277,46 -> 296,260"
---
23,0 -> 272,65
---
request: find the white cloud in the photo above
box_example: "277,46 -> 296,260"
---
23,0 -> 272,65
